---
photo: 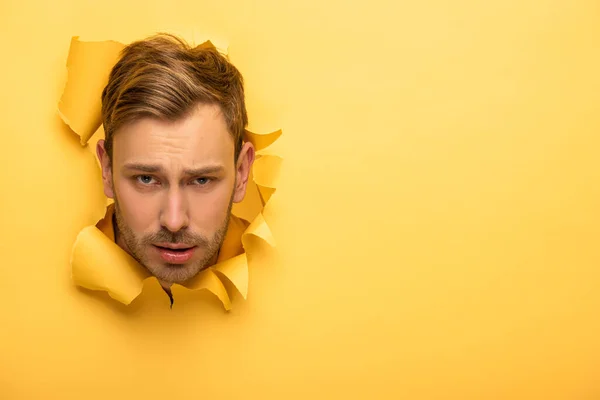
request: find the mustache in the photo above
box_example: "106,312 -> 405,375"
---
143,229 -> 209,246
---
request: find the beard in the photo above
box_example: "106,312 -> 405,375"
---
112,192 -> 233,286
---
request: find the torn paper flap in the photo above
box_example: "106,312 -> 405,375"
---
71,225 -> 149,304
58,37 -> 124,145
181,269 -> 232,310
257,185 -> 277,205
253,155 -> 282,189
243,212 -> 275,248
213,253 -> 249,299
245,129 -> 282,151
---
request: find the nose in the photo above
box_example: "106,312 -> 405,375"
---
160,186 -> 189,232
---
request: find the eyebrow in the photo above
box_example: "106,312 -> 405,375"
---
122,163 -> 225,176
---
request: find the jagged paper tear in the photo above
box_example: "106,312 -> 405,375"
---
58,37 -> 125,146
61,35 -> 282,310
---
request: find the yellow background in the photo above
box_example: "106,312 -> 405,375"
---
1,0 -> 600,398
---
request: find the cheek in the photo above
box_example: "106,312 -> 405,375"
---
189,183 -> 233,228
115,180 -> 158,232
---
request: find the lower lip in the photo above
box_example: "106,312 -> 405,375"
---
154,246 -> 196,264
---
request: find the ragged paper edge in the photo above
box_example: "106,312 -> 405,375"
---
206,137 -> 281,305
62,36 -> 283,309
70,225 -> 149,305
173,269 -> 232,310
58,36 -> 125,145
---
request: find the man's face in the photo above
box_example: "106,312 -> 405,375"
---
97,103 -> 254,286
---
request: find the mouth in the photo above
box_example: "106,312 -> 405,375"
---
154,242 -> 195,250
153,244 -> 197,264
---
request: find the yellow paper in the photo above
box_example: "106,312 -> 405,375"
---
242,211 -> 275,248
4,0 -> 600,398
71,225 -> 150,304
253,155 -> 282,204
178,268 -> 232,310
244,129 -> 282,151
58,37 -> 125,145
213,253 -> 249,299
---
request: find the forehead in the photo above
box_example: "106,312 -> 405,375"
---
112,103 -> 234,169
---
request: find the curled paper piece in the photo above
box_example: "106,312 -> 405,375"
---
253,155 -> 282,205
213,254 -> 249,300
62,36 -> 282,309
178,268 -> 232,310
244,129 -> 282,151
243,212 -> 275,248
71,224 -> 149,304
58,37 -> 125,145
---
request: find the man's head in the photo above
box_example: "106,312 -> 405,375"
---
96,34 -> 255,287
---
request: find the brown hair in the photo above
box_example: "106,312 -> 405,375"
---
101,33 -> 248,163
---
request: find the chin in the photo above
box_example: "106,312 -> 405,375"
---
153,263 -> 202,284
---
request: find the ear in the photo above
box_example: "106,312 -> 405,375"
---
233,141 -> 256,203
96,139 -> 115,199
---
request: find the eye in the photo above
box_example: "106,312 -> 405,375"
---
193,177 -> 211,185
136,175 -> 156,185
